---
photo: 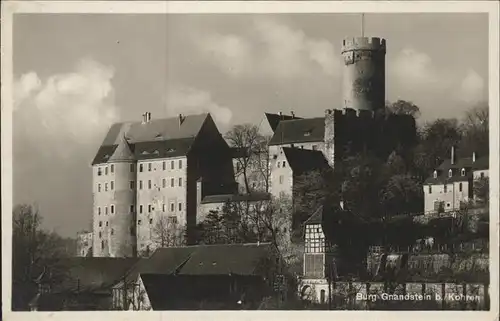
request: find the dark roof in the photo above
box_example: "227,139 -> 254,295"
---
133,137 -> 196,160
200,192 -> 271,204
282,147 -> 330,174
92,113 -> 209,165
44,257 -> 140,293
268,117 -> 324,146
304,206 -> 323,225
425,155 -> 489,184
123,243 -> 276,283
437,156 -> 489,171
264,113 -> 302,132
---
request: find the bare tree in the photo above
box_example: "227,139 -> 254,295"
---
12,204 -> 71,310
225,124 -> 270,193
151,215 -> 185,249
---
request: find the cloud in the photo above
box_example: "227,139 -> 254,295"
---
165,86 -> 233,128
389,48 -> 486,114
196,17 -> 340,79
14,58 -> 119,158
457,69 -> 485,103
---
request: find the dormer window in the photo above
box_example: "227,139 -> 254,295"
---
304,131 -> 312,137
433,171 -> 437,179
448,169 -> 452,178
277,162 -> 281,168
461,168 -> 466,176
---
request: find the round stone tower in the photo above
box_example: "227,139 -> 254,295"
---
341,37 -> 386,112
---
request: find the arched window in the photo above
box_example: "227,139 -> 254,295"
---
320,290 -> 326,304
461,168 -> 466,176
433,171 -> 437,179
448,169 -> 452,178
428,185 -> 432,194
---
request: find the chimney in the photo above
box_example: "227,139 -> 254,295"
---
340,200 -> 344,210
142,113 -> 147,124
291,111 -> 295,118
473,152 -> 476,163
451,146 -> 455,165
278,111 -> 283,118
147,112 -> 151,122
179,114 -> 185,127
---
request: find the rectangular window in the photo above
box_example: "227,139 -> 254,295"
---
168,216 -> 178,225
148,163 -> 152,172
149,218 -> 153,225
171,178 -> 174,187
428,185 -> 432,194
279,175 -> 284,184
110,164 -> 114,173
459,182 -> 463,192
139,205 -> 143,214
179,159 -> 182,169
111,228 -> 114,235
130,205 -> 134,213
163,204 -> 166,212
105,207 -> 108,215
170,202 -> 175,212
148,205 -> 152,213
97,168 -> 102,176
148,180 -> 152,189
282,161 -> 286,167
178,202 -> 182,211
105,183 -> 108,191
99,221 -> 102,227
163,161 -> 166,171
111,205 -> 115,214
130,181 -> 135,189
110,181 -> 114,190
480,172 -> 485,178
178,178 -> 182,187
106,221 -> 109,227
162,178 -> 166,188
171,161 -> 174,170
98,207 -> 101,215
130,164 -> 135,172
99,231 -> 102,238
98,184 -> 101,192
139,181 -> 143,190
105,167 -> 108,175
139,164 -> 143,172
444,184 -> 447,193
138,220 -> 141,225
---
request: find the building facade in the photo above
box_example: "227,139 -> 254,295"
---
423,149 -> 489,213
76,231 -> 93,257
91,112 -> 235,257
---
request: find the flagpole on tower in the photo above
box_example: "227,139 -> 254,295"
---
361,13 -> 365,37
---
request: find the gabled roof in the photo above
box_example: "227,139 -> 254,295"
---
268,117 -> 324,146
92,113 -> 210,165
200,192 -> 271,204
282,147 -> 330,174
108,135 -> 134,162
133,137 -> 196,160
425,155 -> 489,184
264,113 -> 301,132
42,257 -> 140,293
304,206 -> 323,225
121,243 -> 276,283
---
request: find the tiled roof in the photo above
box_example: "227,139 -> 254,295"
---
304,206 -> 323,225
123,243 -> 275,283
44,257 -> 140,293
200,192 -> 271,204
133,137 -> 196,160
282,147 -> 330,174
92,113 -> 209,165
264,113 -> 302,132
425,155 -> 489,184
268,117 -> 324,146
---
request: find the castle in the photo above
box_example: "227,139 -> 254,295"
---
85,36 -> 418,258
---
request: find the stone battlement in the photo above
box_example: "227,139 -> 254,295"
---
325,108 -> 375,118
341,37 -> 386,53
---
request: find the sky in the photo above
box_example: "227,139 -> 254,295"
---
12,13 -> 488,237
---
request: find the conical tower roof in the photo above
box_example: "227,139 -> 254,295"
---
108,135 -> 135,162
